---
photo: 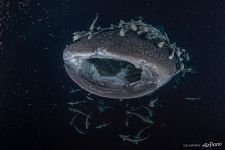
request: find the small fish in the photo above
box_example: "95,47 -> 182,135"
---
98,101 -> 113,113
164,32 -> 170,44
67,100 -> 86,106
181,68 -> 198,77
68,108 -> 89,116
109,24 -> 114,29
142,106 -> 153,117
180,63 -> 185,71
182,68 -> 198,74
70,114 -> 86,135
87,32 -> 93,39
96,25 -> 101,30
86,13 -> 99,40
119,134 -> 150,145
85,113 -> 92,130
168,42 -> 176,59
161,123 -> 167,127
119,20 -> 126,27
98,106 -> 113,113
149,97 -> 158,108
128,81 -> 140,87
95,122 -> 111,129
119,27 -> 125,37
125,115 -> 132,127
169,49 -> 175,59
185,52 -> 190,61
156,41 -> 165,48
129,106 -> 142,112
88,92 -> 92,96
185,97 -> 201,101
126,110 -> 154,124
129,23 -> 137,31
119,99 -> 124,102
85,96 -> 94,101
143,26 -> 150,32
69,88 -> 82,94
136,126 -> 151,138
72,34 -> 82,42
176,48 -> 182,57
89,13 -> 99,32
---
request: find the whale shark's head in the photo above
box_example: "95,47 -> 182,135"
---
64,31 -> 177,99
63,18 -> 189,99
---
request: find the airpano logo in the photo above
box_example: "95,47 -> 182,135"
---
201,142 -> 222,148
182,142 -> 223,148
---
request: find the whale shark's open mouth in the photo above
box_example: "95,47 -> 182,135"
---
64,52 -> 161,99
81,58 -> 144,88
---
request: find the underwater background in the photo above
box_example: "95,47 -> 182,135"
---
1,0 -> 225,149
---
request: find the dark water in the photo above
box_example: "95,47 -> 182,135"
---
1,0 -> 225,149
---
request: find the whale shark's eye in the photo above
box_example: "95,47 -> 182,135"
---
63,19 -> 188,99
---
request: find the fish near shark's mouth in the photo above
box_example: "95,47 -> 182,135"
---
63,17 -> 190,99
